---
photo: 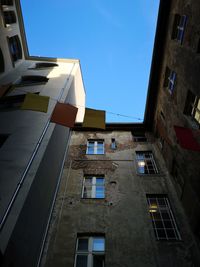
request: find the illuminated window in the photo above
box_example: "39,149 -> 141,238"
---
163,67 -> 176,94
3,11 -> 16,25
75,236 -> 105,267
184,90 -> 200,126
86,140 -> 104,155
8,35 -> 22,63
136,151 -> 158,174
82,176 -> 105,199
147,195 -> 181,240
171,14 -> 187,44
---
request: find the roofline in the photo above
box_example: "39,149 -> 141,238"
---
73,122 -> 145,131
143,0 -> 171,130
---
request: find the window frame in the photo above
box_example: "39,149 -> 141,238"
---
136,151 -> 158,175
184,90 -> 200,127
171,14 -> 187,44
147,194 -> 181,241
82,175 -> 105,199
86,140 -> 104,155
7,35 -> 22,64
75,236 -> 105,267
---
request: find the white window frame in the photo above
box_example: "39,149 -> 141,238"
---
168,70 -> 176,94
136,151 -> 158,175
147,195 -> 181,240
177,15 -> 187,43
82,176 -> 105,199
86,140 -> 104,155
74,236 -> 105,267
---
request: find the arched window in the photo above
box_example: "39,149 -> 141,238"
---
0,48 -> 5,73
8,35 -> 22,63
3,11 -> 16,25
1,0 -> 13,5
35,62 -> 58,68
16,75 -> 49,86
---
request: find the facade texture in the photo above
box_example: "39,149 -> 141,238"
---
0,1 -> 85,266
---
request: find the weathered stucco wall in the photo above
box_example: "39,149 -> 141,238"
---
42,130 -> 200,267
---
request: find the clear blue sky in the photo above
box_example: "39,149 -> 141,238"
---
21,0 -> 159,123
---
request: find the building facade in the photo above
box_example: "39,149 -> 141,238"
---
0,1 -> 85,266
41,126 -> 200,267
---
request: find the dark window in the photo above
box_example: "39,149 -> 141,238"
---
147,195 -> 181,240
8,35 -> 22,63
0,47 -> 5,73
184,90 -> 200,126
0,134 -> 9,148
1,0 -> 13,5
75,236 -> 105,267
136,151 -> 158,174
35,62 -> 58,68
171,14 -> 187,43
111,138 -> 116,149
0,92 -> 39,110
163,67 -> 176,94
3,11 -> 16,25
132,132 -> 147,142
197,38 -> 200,54
16,75 -> 49,86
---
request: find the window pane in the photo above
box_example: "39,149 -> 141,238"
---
78,238 -> 88,251
76,255 -> 87,267
83,186 -> 92,198
93,238 -> 105,251
95,186 -> 105,198
96,178 -> 104,185
93,255 -> 104,267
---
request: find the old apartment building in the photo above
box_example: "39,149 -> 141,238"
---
0,0 -> 85,266
0,0 -> 200,266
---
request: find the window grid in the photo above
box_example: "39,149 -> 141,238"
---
75,236 -> 105,267
82,176 -> 105,199
147,195 -> 181,241
136,151 -> 158,174
86,140 -> 104,155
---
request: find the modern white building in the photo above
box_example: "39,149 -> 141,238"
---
0,1 -> 85,266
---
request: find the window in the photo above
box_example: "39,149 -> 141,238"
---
0,92 -> 39,110
132,132 -> 147,142
184,90 -> 200,126
82,176 -> 105,199
197,38 -> 200,54
35,62 -> 58,68
147,195 -> 181,240
136,151 -> 158,174
0,48 -> 5,73
86,140 -> 104,155
163,67 -> 176,94
8,35 -> 22,63
15,75 -> 49,86
1,0 -> 13,5
111,138 -> 116,149
171,14 -> 187,43
3,11 -> 16,25
0,134 -> 9,148
75,236 -> 105,267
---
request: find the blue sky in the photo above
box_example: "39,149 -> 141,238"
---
21,0 -> 159,123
